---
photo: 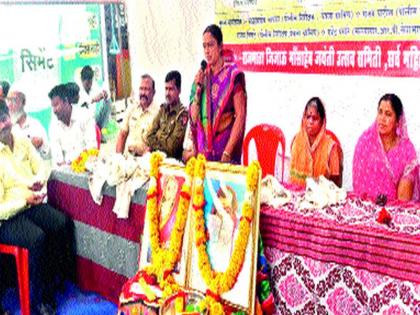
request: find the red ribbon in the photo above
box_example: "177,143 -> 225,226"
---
193,201 -> 206,210
240,216 -> 252,223
206,289 -> 221,302
140,271 -> 157,285
180,191 -> 191,200
146,191 -> 158,200
163,269 -> 172,280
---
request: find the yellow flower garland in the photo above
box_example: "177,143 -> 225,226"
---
142,152 -> 195,303
71,148 -> 99,173
192,155 -> 260,315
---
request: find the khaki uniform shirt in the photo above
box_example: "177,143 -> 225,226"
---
147,102 -> 188,160
121,100 -> 158,155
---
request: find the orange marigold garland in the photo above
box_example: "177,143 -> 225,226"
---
192,154 -> 260,315
70,148 -> 99,173
141,152 -> 195,303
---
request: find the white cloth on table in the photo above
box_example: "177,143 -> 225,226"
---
88,153 -> 150,218
88,156 -> 109,205
297,175 -> 346,210
260,175 -> 292,208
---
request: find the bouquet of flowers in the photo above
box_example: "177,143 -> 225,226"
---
71,148 -> 99,173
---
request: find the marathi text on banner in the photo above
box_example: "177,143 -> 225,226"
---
224,41 -> 420,76
216,0 -> 420,76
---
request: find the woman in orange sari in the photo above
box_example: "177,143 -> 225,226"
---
289,97 -> 342,188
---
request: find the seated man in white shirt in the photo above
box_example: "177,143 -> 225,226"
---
6,89 -> 50,159
48,84 -> 98,167
78,65 -> 111,129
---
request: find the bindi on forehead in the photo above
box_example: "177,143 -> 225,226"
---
306,106 -> 320,116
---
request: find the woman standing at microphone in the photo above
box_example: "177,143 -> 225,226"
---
183,24 -> 247,164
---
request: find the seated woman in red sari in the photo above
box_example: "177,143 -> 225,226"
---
353,93 -> 418,201
184,24 -> 246,164
289,97 -> 342,188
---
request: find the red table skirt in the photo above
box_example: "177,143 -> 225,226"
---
48,179 -> 146,303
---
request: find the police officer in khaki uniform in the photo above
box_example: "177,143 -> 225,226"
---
146,71 -> 188,160
116,74 -> 159,156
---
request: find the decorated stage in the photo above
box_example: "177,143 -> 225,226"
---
47,165 -> 420,314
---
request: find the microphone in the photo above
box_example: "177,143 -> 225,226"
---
197,60 -> 207,91
200,60 -> 207,71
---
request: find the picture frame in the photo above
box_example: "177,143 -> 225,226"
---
137,159 -> 261,314
186,161 -> 261,313
139,162 -> 192,287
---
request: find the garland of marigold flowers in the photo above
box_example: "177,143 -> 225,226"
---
141,152 -> 196,302
192,154 -> 260,315
71,148 -> 99,173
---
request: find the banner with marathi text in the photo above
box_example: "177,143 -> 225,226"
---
0,4 -> 104,112
216,0 -> 420,76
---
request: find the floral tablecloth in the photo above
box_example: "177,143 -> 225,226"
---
260,194 -> 420,314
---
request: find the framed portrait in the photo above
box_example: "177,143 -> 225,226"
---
186,162 -> 261,313
139,162 -> 192,287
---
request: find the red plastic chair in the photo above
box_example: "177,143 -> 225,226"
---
0,244 -> 30,315
95,125 -> 101,149
243,124 -> 286,181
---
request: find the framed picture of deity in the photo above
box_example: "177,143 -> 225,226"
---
138,161 -> 193,289
186,159 -> 261,313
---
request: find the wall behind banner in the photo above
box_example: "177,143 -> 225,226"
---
126,1 -> 420,190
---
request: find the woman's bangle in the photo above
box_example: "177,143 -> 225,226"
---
222,151 -> 231,159
193,95 -> 201,104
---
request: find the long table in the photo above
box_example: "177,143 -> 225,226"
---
47,168 -> 147,303
260,194 -> 420,314
48,169 -> 420,313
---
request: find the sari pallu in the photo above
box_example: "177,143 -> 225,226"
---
289,117 -> 339,188
189,63 -> 246,164
352,115 -> 417,201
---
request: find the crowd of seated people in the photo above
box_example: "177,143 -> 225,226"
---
0,25 -> 419,199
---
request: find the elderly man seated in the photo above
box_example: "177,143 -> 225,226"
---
116,74 -> 159,156
48,84 -> 97,167
0,100 -> 74,315
7,88 -> 50,159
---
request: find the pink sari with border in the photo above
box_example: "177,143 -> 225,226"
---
352,114 -> 418,201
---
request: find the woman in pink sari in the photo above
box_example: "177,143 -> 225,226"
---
353,94 -> 418,201
184,24 -> 247,164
